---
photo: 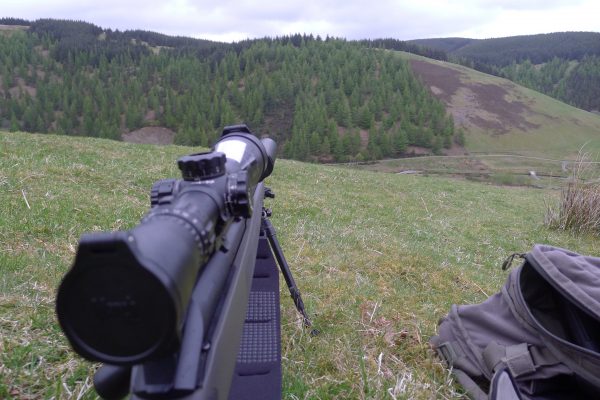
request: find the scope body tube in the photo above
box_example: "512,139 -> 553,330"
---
56,127 -> 277,368
185,182 -> 265,400
131,183 -> 264,399
173,221 -> 245,390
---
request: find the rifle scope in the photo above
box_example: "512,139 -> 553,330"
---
56,125 -> 276,366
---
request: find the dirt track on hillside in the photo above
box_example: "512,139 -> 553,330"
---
410,60 -> 540,135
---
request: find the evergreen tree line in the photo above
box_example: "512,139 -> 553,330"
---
500,56 -> 600,112
359,38 -> 449,62
408,38 -> 476,54
0,24 -> 457,162
27,19 -> 230,67
414,32 -> 600,67
0,18 -> 30,26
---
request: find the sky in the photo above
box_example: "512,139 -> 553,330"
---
2,0 -> 599,43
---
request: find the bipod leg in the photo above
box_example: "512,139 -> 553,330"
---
261,211 -> 318,335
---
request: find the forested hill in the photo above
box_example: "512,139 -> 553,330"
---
0,18 -> 458,162
410,32 -> 600,112
411,32 -> 600,66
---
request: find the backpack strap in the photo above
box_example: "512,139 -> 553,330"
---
437,341 -> 461,365
452,369 -> 488,400
434,341 -> 488,400
482,342 -> 560,378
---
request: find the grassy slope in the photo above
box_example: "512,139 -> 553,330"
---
398,52 -> 600,159
2,131 -> 600,399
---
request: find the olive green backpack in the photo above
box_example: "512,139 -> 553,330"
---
430,245 -> 600,399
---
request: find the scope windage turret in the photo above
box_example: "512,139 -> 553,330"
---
56,125 -> 276,365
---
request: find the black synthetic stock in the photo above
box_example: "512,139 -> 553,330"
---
228,233 -> 282,400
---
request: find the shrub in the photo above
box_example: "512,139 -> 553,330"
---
545,153 -> 600,234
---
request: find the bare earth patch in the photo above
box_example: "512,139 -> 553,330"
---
122,126 -> 176,145
8,78 -> 36,98
409,61 -> 463,104
405,146 -> 431,156
410,60 -> 540,135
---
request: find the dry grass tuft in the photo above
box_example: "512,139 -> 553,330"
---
545,152 -> 600,234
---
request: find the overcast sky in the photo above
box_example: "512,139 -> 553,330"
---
2,0 -> 599,42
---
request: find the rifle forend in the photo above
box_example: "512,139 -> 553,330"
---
56,125 -> 277,399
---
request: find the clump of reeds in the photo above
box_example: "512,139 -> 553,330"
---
545,152 -> 600,234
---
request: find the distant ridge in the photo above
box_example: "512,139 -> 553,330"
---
407,37 -> 476,53
409,32 -> 600,65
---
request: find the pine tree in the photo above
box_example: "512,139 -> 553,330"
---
366,134 -> 381,160
82,97 -> 96,136
432,135 -> 443,155
320,136 -> 331,155
454,128 -> 466,146
358,107 -> 373,130
331,129 -> 345,161
310,131 -> 321,154
9,112 -> 19,132
392,129 -> 408,155
22,106 -> 36,132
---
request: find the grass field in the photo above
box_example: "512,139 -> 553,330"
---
2,131 -> 600,399
354,152 -> 600,189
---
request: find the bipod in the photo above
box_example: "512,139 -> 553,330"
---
262,188 -> 318,336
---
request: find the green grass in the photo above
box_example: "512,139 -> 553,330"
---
2,131 -> 600,399
465,82 -> 600,158
354,153 -> 600,189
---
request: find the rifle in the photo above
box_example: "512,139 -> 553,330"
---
56,124 -> 315,399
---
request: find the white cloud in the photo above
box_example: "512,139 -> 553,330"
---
1,0 -> 598,41
449,0 -> 600,38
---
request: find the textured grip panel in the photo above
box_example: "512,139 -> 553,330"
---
229,235 -> 282,400
237,291 -> 278,364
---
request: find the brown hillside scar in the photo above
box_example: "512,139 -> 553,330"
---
409,60 -> 541,135
409,60 -> 463,102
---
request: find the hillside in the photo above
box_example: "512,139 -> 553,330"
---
409,32 -> 600,112
3,131 -> 600,398
3,19 -> 600,162
499,56 -> 600,112
401,52 -> 600,158
0,18 -> 456,163
410,32 -> 600,66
